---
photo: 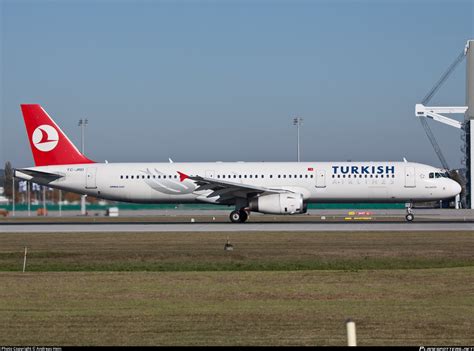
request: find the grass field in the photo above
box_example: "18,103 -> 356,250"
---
0,231 -> 473,346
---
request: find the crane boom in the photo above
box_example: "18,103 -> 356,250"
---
417,49 -> 466,170
419,116 -> 450,170
422,50 -> 466,105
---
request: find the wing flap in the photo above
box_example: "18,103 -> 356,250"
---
187,174 -> 289,203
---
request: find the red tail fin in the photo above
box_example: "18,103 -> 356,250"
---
21,104 -> 95,166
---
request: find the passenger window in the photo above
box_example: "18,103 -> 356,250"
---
120,175 -> 123,179
126,175 -> 129,179
429,173 -> 434,178
270,175 -> 273,178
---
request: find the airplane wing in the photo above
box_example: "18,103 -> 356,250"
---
180,172 -> 291,203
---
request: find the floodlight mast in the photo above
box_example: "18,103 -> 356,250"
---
293,116 -> 303,162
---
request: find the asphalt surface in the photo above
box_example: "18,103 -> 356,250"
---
2,209 -> 474,232
1,221 -> 474,232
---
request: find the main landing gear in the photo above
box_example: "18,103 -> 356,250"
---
229,209 -> 249,223
405,204 -> 414,222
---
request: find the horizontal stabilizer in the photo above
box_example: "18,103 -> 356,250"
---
14,168 -> 64,183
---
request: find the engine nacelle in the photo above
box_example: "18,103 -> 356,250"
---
249,193 -> 307,215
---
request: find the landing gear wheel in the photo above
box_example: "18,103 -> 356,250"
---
239,210 -> 248,223
230,210 -> 242,223
405,213 -> 414,222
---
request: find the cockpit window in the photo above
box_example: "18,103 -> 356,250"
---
429,172 -> 449,179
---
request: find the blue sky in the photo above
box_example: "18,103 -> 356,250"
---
1,0 -> 473,168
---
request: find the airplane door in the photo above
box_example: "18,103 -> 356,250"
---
316,170 -> 326,188
404,167 -> 416,188
86,167 -> 97,189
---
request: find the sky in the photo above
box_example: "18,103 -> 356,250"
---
1,0 -> 473,168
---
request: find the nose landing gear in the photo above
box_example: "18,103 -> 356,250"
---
229,209 -> 249,223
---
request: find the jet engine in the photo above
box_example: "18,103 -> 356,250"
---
249,193 -> 307,215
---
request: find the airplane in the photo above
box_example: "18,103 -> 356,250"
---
14,104 -> 461,223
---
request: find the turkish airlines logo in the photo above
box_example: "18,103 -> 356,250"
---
32,125 -> 59,152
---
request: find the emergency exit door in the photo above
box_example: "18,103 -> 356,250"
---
316,170 -> 326,188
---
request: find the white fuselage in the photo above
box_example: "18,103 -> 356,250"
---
17,161 -> 461,206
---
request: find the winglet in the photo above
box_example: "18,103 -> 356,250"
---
177,171 -> 189,182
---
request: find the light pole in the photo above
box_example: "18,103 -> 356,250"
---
293,116 -> 303,162
12,177 -> 15,216
78,118 -> 88,215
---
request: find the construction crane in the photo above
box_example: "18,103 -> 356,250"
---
416,49 -> 467,171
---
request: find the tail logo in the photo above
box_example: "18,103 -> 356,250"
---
32,125 -> 59,152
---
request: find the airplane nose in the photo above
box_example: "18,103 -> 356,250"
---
450,180 -> 462,196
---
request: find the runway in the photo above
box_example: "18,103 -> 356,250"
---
1,221 -> 474,232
